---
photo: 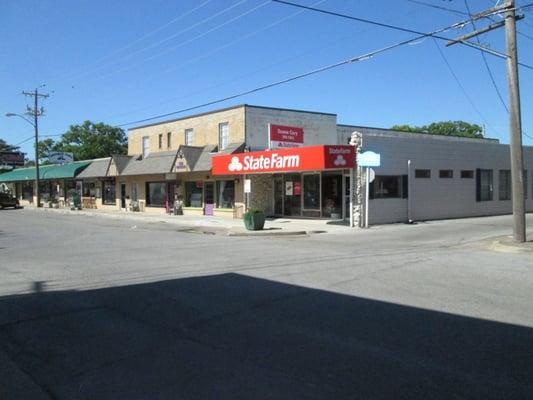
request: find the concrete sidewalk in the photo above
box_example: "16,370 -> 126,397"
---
22,206 -> 355,236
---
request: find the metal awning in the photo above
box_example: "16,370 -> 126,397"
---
0,161 -> 91,182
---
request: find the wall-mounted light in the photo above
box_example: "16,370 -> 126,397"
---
177,149 -> 184,159
244,145 -> 250,153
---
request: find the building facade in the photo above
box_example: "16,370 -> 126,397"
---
1,103 -> 533,226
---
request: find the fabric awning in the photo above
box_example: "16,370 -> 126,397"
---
0,161 -> 91,182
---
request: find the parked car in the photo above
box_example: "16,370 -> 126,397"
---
0,192 -> 20,209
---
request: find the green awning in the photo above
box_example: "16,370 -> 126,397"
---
0,161 -> 91,182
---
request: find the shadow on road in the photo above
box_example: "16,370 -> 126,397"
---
0,273 -> 532,399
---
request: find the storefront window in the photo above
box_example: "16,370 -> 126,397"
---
370,176 -> 403,199
185,181 -> 203,207
216,180 -> 234,208
146,182 -> 166,207
303,174 -> 320,209
22,182 -> 33,201
83,182 -> 97,197
103,179 -> 116,205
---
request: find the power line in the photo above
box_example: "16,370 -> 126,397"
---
48,0 -> 215,84
464,0 -> 509,112
271,0 -> 533,69
61,0 -> 248,84
431,38 -> 500,136
115,17 -> 488,127
86,0 -> 270,85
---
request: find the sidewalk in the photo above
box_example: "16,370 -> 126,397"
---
23,206 -> 355,236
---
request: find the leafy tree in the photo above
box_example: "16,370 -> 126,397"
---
37,138 -> 58,164
391,121 -> 484,139
0,138 -> 20,152
37,121 -> 127,161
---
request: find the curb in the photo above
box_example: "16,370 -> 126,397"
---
227,230 -> 308,237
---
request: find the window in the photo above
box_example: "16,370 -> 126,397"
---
102,179 -> 116,205
303,174 -> 320,209
439,170 -> 453,178
142,136 -> 150,158
82,182 -> 97,197
415,169 -> 431,178
461,170 -> 474,179
216,180 -> 235,208
21,181 -> 33,201
146,182 -> 167,207
158,134 -> 163,149
185,128 -> 193,146
476,169 -> 493,201
370,176 -> 406,199
185,181 -> 203,207
499,170 -> 511,200
167,132 -> 172,149
219,122 -> 229,150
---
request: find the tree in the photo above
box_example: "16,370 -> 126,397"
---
0,138 -> 20,152
391,121 -> 484,139
38,121 -> 127,161
37,138 -> 58,164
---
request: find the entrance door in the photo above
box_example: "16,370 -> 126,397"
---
344,175 -> 351,220
165,182 -> 175,214
283,174 -> 301,217
322,173 -> 342,218
204,182 -> 214,215
120,183 -> 126,209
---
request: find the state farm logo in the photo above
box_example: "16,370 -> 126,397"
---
227,153 -> 300,172
228,156 -> 243,172
333,155 -> 346,166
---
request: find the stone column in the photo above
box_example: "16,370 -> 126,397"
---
350,132 -> 363,228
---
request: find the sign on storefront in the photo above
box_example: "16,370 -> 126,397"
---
358,151 -> 381,167
48,151 -> 74,164
212,145 -> 355,175
269,124 -> 304,149
244,179 -> 251,193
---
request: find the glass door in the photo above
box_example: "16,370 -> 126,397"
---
344,175 -> 351,220
322,173 -> 343,219
283,174 -> 301,217
302,173 -> 321,218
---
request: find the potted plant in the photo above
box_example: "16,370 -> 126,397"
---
243,208 -> 265,231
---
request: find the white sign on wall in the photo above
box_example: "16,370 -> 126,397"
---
285,181 -> 293,196
48,151 -> 74,164
244,179 -> 251,193
358,151 -> 381,167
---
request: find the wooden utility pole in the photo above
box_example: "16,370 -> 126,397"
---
504,0 -> 526,242
22,89 -> 49,208
447,0 -> 526,242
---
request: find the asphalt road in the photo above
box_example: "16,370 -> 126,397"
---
1,209 -> 532,399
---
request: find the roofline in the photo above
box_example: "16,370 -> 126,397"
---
128,104 -> 247,131
337,123 -> 500,143
128,103 -> 338,131
244,104 -> 336,117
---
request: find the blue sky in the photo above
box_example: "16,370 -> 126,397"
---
2,0 -> 533,157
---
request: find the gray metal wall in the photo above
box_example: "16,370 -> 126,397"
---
338,125 -> 533,224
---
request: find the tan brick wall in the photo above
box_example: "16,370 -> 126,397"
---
127,106 -> 245,155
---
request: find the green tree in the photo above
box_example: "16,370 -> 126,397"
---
391,121 -> 484,139
38,121 -> 127,161
0,138 -> 20,152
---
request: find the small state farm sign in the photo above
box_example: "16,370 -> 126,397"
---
211,145 -> 355,175
269,124 -> 304,148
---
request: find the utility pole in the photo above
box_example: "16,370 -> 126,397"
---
22,88 -> 49,208
447,0 -> 526,242
504,0 -> 526,242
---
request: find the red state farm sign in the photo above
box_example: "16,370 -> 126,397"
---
269,124 -> 304,148
212,145 -> 355,175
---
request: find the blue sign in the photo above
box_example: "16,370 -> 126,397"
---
358,151 -> 381,167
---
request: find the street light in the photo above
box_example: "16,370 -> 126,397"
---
6,111 -> 41,207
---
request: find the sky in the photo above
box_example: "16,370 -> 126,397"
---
1,0 -> 533,158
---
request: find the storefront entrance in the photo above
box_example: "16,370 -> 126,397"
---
272,172 -> 345,219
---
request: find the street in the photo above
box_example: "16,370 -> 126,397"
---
1,209 -> 532,399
